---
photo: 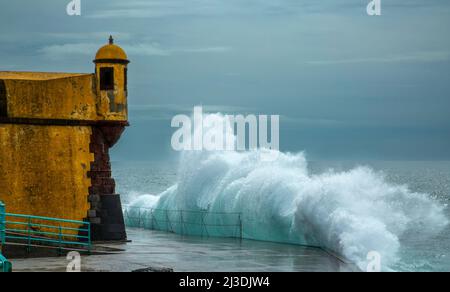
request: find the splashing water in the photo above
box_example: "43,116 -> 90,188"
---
127,113 -> 448,271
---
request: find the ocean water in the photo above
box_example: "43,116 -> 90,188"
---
113,110 -> 449,272
309,161 -> 450,272
114,159 -> 450,272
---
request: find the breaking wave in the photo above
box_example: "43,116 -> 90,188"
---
127,113 -> 448,271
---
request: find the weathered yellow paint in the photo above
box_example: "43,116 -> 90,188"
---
1,74 -> 98,121
0,40 -> 129,122
0,38 -> 129,238
0,72 -> 89,81
0,124 -> 93,222
95,63 -> 128,121
95,43 -> 128,61
94,41 -> 129,121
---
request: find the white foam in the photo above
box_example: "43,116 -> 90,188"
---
128,113 -> 448,271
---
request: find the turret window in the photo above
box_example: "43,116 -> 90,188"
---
100,67 -> 114,90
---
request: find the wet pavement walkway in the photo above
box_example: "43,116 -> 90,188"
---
11,228 -> 358,272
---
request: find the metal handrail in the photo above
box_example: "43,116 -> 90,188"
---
5,212 -> 90,225
124,206 -> 243,240
0,202 -> 5,246
1,211 -> 91,253
126,206 -> 243,215
0,253 -> 12,273
0,201 -> 12,273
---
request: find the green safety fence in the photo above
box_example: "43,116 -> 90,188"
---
0,202 -> 91,257
0,253 -> 12,273
0,201 -> 5,245
0,201 -> 12,272
124,206 -> 243,239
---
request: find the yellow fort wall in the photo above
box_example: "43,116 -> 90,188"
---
3,71 -> 128,122
0,38 -> 129,241
0,124 -> 93,222
3,75 -> 98,121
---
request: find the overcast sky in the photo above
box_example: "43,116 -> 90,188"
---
1,0 -> 450,161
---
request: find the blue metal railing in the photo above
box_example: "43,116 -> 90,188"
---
1,201 -> 12,272
0,201 -> 5,246
0,253 -> 12,273
124,206 -> 243,239
1,209 -> 91,254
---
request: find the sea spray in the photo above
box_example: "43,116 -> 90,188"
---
127,113 -> 448,270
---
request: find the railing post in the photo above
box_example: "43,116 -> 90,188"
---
180,210 -> 184,236
151,209 -> 155,230
27,217 -> 32,254
87,222 -> 91,255
146,209 -> 151,229
201,212 -> 209,238
58,225 -> 63,256
238,213 -> 243,241
0,201 -> 5,248
138,208 -> 142,228
166,210 -> 173,233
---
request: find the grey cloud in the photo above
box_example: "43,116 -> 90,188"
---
306,51 -> 450,65
39,42 -> 232,59
129,104 -> 252,122
2,0 -> 450,160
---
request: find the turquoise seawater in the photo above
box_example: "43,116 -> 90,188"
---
113,160 -> 450,272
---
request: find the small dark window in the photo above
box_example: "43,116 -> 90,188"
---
124,68 -> 128,92
0,80 -> 7,117
100,67 -> 114,90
